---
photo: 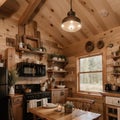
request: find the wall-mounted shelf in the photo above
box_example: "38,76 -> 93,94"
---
17,48 -> 46,55
111,52 -> 120,77
16,35 -> 46,58
17,48 -> 46,58
47,69 -> 68,73
47,55 -> 68,79
112,73 -> 120,76
112,55 -> 120,61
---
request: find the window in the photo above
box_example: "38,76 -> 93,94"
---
78,54 -> 103,92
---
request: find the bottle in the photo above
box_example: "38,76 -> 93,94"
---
19,41 -> 23,48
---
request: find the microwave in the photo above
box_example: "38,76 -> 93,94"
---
17,62 -> 46,77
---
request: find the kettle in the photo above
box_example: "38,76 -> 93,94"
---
105,83 -> 112,91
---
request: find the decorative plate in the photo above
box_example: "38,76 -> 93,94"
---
85,41 -> 94,52
43,103 -> 57,109
97,40 -> 104,49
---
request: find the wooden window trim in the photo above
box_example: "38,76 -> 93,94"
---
76,51 -> 107,95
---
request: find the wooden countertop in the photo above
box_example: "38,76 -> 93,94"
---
9,94 -> 23,98
49,88 -> 68,91
29,106 -> 101,120
101,91 -> 120,97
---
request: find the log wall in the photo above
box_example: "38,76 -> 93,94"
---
0,18 -> 63,84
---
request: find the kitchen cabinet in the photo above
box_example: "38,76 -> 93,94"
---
51,88 -> 68,104
105,96 -> 120,120
10,94 -> 23,120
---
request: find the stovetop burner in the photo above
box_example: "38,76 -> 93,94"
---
24,91 -> 51,100
15,84 -> 51,100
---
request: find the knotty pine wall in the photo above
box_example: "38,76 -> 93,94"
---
63,25 -> 120,120
63,26 -> 120,93
0,18 -> 63,85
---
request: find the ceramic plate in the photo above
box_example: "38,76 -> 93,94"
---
97,40 -> 104,49
43,103 -> 57,109
85,41 -> 94,52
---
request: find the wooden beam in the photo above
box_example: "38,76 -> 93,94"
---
18,0 -> 46,25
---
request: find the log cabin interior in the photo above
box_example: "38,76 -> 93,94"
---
0,0 -> 120,120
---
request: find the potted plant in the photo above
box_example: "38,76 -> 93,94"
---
8,69 -> 19,95
64,101 -> 74,114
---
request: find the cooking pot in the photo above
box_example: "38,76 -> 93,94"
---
25,88 -> 31,93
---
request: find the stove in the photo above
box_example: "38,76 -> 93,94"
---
15,84 -> 51,120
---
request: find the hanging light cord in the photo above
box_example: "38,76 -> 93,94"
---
70,0 -> 72,11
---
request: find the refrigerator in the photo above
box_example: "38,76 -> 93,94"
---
0,67 -> 9,120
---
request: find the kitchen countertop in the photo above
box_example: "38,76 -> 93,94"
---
101,91 -> 120,97
9,94 -> 23,98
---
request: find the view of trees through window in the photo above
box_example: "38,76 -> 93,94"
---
79,55 -> 103,92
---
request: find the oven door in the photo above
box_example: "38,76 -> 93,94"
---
27,99 -> 42,112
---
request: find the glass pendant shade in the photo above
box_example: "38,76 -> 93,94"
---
61,9 -> 81,32
61,0 -> 81,32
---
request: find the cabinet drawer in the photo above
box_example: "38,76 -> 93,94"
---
12,96 -> 23,104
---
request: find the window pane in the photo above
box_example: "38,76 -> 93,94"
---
80,72 -> 103,92
80,55 -> 102,72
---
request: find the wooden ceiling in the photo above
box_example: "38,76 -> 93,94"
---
5,0 -> 120,48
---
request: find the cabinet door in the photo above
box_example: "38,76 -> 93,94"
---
11,96 -> 23,120
51,89 -> 68,104
106,105 -> 118,120
12,103 -> 23,120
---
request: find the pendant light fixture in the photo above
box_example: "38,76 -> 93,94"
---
61,0 -> 82,32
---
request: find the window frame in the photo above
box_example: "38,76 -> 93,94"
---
76,52 -> 106,94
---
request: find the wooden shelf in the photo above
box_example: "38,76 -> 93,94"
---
112,55 -> 120,61
106,113 -> 117,118
112,65 -> 120,67
112,73 -> 120,76
48,59 -> 66,63
17,48 -> 46,58
47,69 -> 67,73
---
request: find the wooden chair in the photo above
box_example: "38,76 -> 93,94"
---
66,97 -> 95,111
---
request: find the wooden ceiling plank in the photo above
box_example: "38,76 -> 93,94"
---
103,0 -> 120,25
80,30 -> 89,39
72,0 -> 99,35
79,0 -> 108,31
91,0 -> 120,27
18,0 -> 46,25
35,14 -> 70,46
36,3 -> 80,44
44,1 -> 82,42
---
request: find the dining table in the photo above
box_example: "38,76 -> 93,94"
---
29,105 -> 101,120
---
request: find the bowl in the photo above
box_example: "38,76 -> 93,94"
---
57,85 -> 65,88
